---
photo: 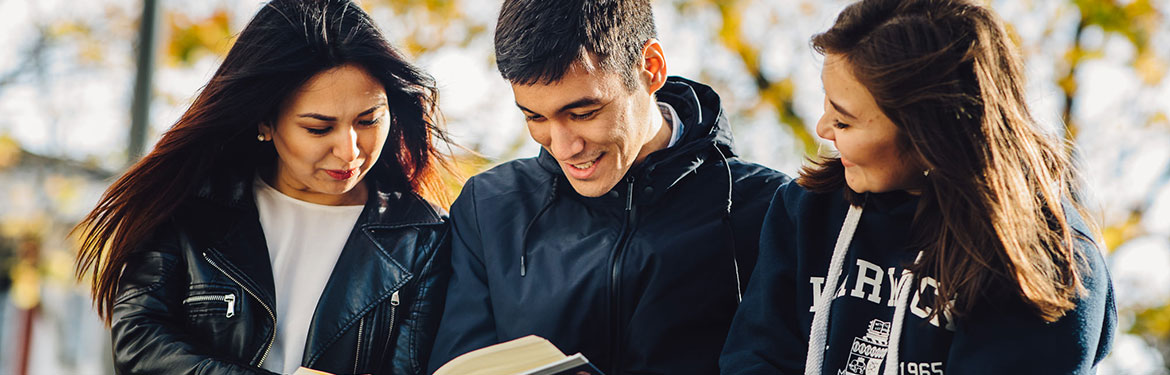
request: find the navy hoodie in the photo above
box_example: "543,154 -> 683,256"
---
720,181 -> 1116,374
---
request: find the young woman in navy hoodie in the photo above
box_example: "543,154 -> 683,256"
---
720,0 -> 1115,374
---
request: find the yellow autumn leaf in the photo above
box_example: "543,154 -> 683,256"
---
1057,74 -> 1077,95
798,1 -> 815,16
1133,303 -> 1170,338
79,42 -> 105,64
47,21 -> 90,38
0,134 -> 21,170
1133,50 -> 1167,85
164,8 -> 234,67
1101,210 -> 1143,253
1149,112 -> 1169,129
11,259 -> 41,309
44,249 -> 75,284
0,215 -> 47,239
44,174 -> 84,212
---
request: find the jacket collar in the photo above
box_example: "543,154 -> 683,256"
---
302,186 -> 444,365
535,76 -> 739,205
192,165 -> 443,225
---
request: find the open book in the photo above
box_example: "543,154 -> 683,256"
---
433,335 -> 605,375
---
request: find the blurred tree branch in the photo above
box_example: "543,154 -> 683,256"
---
1059,0 -> 1165,142
0,31 -> 49,96
704,0 -> 818,157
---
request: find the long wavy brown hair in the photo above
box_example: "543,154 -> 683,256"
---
74,0 -> 457,323
801,0 -> 1093,322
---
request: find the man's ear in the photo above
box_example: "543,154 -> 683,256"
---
640,39 -> 667,94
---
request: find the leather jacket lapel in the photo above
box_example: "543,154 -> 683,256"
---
301,220 -> 412,366
300,188 -> 443,366
196,207 -> 278,314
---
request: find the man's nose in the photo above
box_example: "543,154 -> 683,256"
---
548,122 -> 585,161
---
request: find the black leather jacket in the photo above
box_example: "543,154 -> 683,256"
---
111,171 -> 449,375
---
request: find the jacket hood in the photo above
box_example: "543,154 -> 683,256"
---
655,76 -> 737,156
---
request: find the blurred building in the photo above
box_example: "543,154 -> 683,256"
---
0,140 -> 114,375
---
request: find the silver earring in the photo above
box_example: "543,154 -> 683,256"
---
257,133 -> 266,142
923,169 -> 931,177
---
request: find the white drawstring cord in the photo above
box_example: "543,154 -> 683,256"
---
884,251 -> 923,375
804,204 -> 864,375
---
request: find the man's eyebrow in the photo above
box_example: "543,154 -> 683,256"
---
516,103 -> 538,115
829,99 -> 858,120
556,97 -> 603,113
515,97 -> 605,116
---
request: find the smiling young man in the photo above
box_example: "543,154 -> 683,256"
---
427,1 -> 789,374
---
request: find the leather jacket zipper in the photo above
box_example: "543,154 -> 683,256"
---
608,176 -> 637,374
387,291 -> 400,340
353,317 -> 364,374
203,251 -> 277,366
358,290 -> 400,373
182,293 -> 236,318
379,291 -> 401,371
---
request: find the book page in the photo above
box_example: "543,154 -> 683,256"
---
291,367 -> 334,375
524,353 -> 601,375
434,335 -> 569,375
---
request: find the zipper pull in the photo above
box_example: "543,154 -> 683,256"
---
224,293 -> 236,318
390,291 -> 400,306
625,177 -> 635,211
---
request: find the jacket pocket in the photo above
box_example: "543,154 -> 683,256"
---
183,284 -> 240,319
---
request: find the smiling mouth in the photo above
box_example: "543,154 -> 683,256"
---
568,154 -> 602,170
570,157 -> 598,170
325,169 -> 356,180
562,153 -> 604,180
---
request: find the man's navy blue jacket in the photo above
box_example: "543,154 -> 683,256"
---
428,77 -> 790,375
721,182 -> 1116,374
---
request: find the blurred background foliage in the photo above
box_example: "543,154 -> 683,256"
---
0,0 -> 1167,373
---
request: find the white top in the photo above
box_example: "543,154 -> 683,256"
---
253,176 -> 365,374
659,101 -> 685,148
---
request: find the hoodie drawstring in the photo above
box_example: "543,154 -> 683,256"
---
519,177 -> 558,277
804,200 -> 925,375
805,203 -> 864,375
713,144 -> 741,302
884,251 -> 923,375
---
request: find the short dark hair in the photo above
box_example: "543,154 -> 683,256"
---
494,0 -> 657,89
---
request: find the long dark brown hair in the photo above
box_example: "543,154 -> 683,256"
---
801,0 -> 1091,322
74,0 -> 456,323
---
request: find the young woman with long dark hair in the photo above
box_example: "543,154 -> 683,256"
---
74,1 -> 454,373
721,0 -> 1115,373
